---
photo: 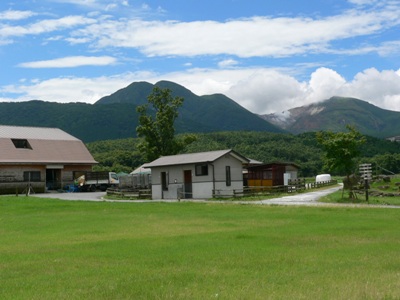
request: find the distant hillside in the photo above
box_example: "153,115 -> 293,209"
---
260,97 -> 400,138
0,81 -> 283,142
96,80 -> 284,133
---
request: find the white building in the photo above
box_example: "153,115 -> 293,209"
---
145,149 -> 249,199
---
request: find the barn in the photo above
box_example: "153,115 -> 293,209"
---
0,125 -> 97,194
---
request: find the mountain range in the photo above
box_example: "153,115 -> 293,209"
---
0,81 -> 398,142
0,81 -> 282,142
260,96 -> 400,138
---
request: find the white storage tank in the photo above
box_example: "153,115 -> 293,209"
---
316,174 -> 331,183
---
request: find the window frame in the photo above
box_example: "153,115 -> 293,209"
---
23,171 -> 41,182
12,139 -> 32,150
226,166 -> 231,186
195,163 -> 208,176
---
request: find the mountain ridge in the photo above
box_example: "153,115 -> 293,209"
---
0,82 -> 398,142
260,96 -> 400,138
0,81 -> 283,142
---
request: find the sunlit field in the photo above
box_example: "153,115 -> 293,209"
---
1,195 -> 400,299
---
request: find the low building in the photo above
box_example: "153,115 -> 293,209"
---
145,149 -> 249,199
0,125 -> 97,194
246,162 -> 300,187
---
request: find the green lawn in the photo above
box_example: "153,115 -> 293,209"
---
320,176 -> 400,206
1,196 -> 400,299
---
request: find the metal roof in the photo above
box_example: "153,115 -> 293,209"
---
0,125 -> 79,140
0,125 -> 97,164
247,161 -> 301,170
130,164 -> 151,175
145,149 -> 249,168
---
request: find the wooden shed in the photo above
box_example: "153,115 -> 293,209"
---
246,162 -> 300,187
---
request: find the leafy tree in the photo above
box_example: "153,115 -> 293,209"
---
317,126 -> 366,194
136,87 -> 196,162
87,129 -> 399,177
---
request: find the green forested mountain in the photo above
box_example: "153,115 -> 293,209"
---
87,131 -> 400,177
1,82 -> 399,142
96,80 -> 283,134
0,81 -> 282,142
261,97 -> 400,138
0,101 -> 138,142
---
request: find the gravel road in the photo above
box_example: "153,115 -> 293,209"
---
32,185 -> 343,206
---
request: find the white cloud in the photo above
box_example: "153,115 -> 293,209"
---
72,4 -> 400,58
0,71 -> 156,104
347,0 -> 378,5
157,66 -> 400,114
18,56 -> 117,68
47,0 -> 99,7
0,15 -> 96,38
306,68 -> 347,103
0,10 -> 36,20
226,70 -> 307,113
218,59 -> 239,68
343,68 -> 400,110
1,67 -> 400,114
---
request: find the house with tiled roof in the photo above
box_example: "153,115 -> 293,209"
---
144,149 -> 249,199
0,125 -> 97,194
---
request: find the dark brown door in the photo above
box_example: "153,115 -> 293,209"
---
184,170 -> 192,199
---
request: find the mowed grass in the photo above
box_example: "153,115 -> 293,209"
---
1,196 -> 400,299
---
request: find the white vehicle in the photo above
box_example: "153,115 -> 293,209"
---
74,171 -> 119,192
316,174 -> 332,183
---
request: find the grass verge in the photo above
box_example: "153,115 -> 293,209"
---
1,195 -> 400,299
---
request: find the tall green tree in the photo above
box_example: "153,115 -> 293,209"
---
136,86 -> 196,162
316,125 -> 366,193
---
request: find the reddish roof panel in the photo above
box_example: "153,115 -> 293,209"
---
0,125 -> 97,164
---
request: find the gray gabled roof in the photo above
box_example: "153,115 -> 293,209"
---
145,149 -> 249,168
0,125 -> 97,165
0,125 -> 79,140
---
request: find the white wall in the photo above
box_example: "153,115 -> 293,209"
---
150,154 -> 244,199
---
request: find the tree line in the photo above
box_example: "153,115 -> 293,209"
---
86,86 -> 400,178
87,130 -> 400,177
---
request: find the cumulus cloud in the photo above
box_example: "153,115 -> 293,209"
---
0,71 -> 156,104
306,68 -> 347,103
17,56 -> 117,68
152,66 -> 400,114
2,67 -> 400,114
226,70 -> 307,113
343,68 -> 400,110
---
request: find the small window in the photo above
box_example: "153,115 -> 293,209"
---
12,139 -> 32,149
24,171 -> 41,182
195,164 -> 208,176
226,166 -> 231,186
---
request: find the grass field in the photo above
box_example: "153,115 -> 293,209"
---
321,177 -> 400,206
1,195 -> 400,299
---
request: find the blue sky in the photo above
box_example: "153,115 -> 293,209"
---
1,0 -> 400,114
